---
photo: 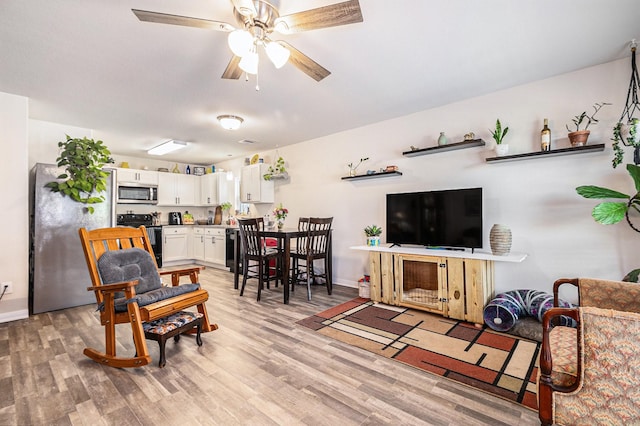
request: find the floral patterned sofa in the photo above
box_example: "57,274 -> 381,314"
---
538,278 -> 640,425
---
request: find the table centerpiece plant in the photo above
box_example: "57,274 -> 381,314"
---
274,203 -> 288,230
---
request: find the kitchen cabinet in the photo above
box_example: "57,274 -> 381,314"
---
163,226 -> 189,263
204,228 -> 226,265
158,173 -> 198,206
116,168 -> 158,185
191,227 -> 226,265
240,163 -> 274,203
200,172 -> 231,206
191,227 -> 205,261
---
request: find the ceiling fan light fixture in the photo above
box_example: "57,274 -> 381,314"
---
217,115 -> 244,130
238,50 -> 259,74
147,139 -> 187,156
228,29 -> 253,57
265,41 -> 290,69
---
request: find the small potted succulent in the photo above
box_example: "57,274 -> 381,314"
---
490,119 -> 509,156
364,224 -> 382,246
566,102 -> 611,147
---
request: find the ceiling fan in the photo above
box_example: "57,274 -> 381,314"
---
132,0 -> 363,82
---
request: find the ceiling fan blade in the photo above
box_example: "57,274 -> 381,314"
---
231,0 -> 258,18
274,0 -> 363,34
132,9 -> 235,32
279,41 -> 330,82
222,55 -> 243,79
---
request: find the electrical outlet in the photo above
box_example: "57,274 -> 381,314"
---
2,282 -> 12,294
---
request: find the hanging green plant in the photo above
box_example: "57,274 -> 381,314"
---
44,135 -> 114,214
263,156 -> 288,180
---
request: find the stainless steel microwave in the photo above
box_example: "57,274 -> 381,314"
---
116,183 -> 158,204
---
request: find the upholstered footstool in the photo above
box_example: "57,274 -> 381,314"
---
142,311 -> 203,367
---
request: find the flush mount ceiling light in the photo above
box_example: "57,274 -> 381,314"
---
218,115 -> 244,130
147,139 -> 187,155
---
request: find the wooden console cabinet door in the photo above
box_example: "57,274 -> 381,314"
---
446,258 -> 465,321
464,259 -> 494,324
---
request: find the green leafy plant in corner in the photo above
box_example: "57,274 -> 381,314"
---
44,135 -> 114,214
490,119 -> 509,145
364,225 -> 382,237
576,163 -> 640,232
220,202 -> 233,213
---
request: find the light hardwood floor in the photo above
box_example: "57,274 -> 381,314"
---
0,267 -> 539,425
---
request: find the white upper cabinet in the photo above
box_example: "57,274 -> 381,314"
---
200,172 -> 231,206
116,168 -> 158,185
240,164 -> 274,203
158,173 -> 198,206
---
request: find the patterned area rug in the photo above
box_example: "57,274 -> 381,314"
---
298,298 -> 540,410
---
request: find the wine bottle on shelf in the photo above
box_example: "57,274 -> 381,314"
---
541,118 -> 551,151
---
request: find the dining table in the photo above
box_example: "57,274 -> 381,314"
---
232,227 -> 332,304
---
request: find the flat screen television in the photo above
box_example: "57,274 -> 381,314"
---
386,187 -> 483,249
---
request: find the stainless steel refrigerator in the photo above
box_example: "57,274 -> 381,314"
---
30,163 -> 116,314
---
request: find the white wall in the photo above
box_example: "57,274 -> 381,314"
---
218,57 -> 636,302
0,91 -> 29,322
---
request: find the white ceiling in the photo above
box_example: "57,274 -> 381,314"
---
1,0 -> 639,165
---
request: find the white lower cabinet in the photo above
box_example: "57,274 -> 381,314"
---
163,226 -> 189,263
191,227 -> 205,261
189,227 -> 226,266
204,228 -> 226,265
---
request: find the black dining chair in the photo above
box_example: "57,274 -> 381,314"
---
237,218 -> 284,301
291,217 -> 333,300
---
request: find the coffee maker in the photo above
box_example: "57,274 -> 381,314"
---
168,211 -> 182,225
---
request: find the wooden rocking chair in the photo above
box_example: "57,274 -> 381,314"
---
78,226 -> 217,368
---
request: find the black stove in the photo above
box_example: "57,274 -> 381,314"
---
116,213 -> 163,267
116,213 -> 154,227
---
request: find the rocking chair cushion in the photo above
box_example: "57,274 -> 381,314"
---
113,283 -> 201,313
98,247 -> 162,298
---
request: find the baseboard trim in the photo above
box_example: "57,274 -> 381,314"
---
0,309 -> 29,324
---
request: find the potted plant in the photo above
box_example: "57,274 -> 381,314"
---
364,224 -> 382,246
347,157 -> 369,177
263,156 -> 288,180
490,119 -> 509,156
44,135 -> 114,214
566,102 -> 610,147
612,117 -> 640,168
220,201 -> 233,224
576,163 -> 640,232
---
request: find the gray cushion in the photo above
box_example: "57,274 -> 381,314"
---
97,247 -> 162,298
112,283 -> 201,313
96,247 -> 201,313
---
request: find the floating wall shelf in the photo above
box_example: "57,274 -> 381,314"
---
402,139 -> 486,157
341,171 -> 403,181
485,143 -> 605,163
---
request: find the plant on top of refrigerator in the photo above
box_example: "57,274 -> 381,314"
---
45,135 -> 114,214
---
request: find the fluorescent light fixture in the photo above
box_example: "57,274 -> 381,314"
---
217,115 -> 244,130
147,140 -> 187,155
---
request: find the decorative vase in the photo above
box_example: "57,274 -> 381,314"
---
438,132 -> 448,146
568,130 -> 590,147
495,144 -> 509,156
349,168 -> 356,177
367,236 -> 380,247
490,224 -> 512,256
277,220 -> 284,230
